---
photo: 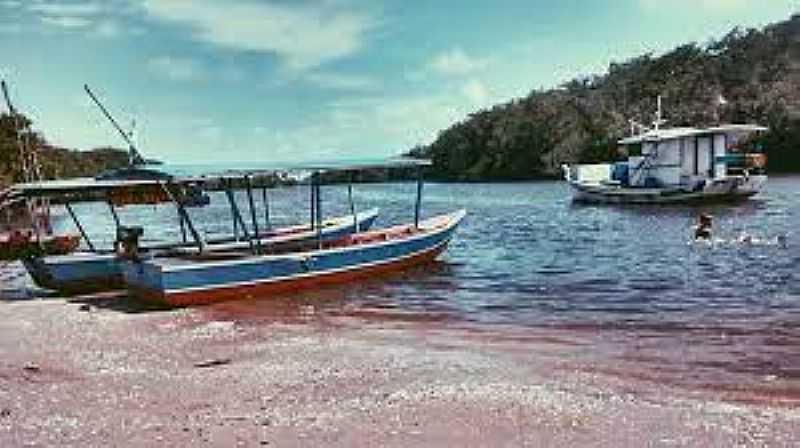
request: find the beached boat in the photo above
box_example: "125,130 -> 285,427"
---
0,79 -> 77,260
22,209 -> 378,294
562,98 -> 768,204
120,159 -> 466,306
13,175 -> 379,294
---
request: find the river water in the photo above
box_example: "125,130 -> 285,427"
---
6,176 -> 800,402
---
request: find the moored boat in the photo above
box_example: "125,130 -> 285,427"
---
563,98 -> 768,204
21,208 -> 379,294
12,172 -> 380,294
119,158 -> 465,307
122,210 -> 465,306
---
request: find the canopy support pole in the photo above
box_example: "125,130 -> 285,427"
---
262,186 -> 271,231
245,175 -> 262,254
65,202 -> 95,252
161,182 -> 204,253
108,202 -> 121,230
314,172 -> 322,249
414,166 -> 424,229
309,176 -> 316,231
223,179 -> 253,253
178,210 -> 187,244
348,172 -> 358,233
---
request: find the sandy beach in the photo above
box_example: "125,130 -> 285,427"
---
1,266 -> 798,447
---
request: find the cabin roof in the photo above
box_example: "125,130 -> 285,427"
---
618,124 -> 767,145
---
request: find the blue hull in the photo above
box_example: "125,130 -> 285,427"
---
24,209 -> 379,294
122,210 -> 466,306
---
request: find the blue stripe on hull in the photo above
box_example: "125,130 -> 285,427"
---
24,210 -> 378,294
23,254 -> 123,293
123,211 -> 465,299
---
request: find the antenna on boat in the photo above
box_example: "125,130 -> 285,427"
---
653,95 -> 667,131
84,84 -> 146,167
628,119 -> 647,136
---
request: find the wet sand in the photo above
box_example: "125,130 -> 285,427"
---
0,273 -> 799,446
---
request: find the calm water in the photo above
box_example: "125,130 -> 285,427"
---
21,176 -> 800,397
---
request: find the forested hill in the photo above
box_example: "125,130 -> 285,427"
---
410,14 -> 800,180
0,112 -> 133,186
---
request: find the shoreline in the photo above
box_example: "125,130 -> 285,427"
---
0,283 -> 798,446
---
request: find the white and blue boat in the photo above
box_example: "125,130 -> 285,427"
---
563,97 -> 768,204
22,208 -> 379,294
13,173 -> 379,295
122,210 -> 464,306
118,159 -> 466,306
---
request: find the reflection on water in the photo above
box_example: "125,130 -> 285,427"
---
11,176 -> 800,401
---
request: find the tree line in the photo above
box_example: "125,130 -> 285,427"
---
411,14 -> 800,180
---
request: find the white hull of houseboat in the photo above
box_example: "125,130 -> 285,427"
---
566,175 -> 766,205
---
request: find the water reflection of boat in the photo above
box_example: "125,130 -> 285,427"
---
563,97 -> 768,204
120,159 -> 466,307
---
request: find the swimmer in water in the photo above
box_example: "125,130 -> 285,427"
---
694,214 -> 713,240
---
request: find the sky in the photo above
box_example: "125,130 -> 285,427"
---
0,0 -> 797,164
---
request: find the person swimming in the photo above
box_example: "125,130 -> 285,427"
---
694,214 -> 713,240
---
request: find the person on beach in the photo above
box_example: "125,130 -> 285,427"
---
694,214 -> 713,240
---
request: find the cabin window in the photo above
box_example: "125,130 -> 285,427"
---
627,143 -> 642,157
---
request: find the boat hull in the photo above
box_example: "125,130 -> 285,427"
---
122,210 -> 466,307
23,253 -> 123,294
567,176 -> 765,205
23,209 -> 379,295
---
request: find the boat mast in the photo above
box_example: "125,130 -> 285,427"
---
84,84 -> 145,167
653,95 -> 666,131
1,79 -> 49,239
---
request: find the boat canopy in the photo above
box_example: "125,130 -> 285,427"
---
11,157 -> 432,199
618,124 -> 768,145
157,157 -> 432,178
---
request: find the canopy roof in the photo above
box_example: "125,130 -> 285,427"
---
12,157 -> 432,199
160,157 -> 431,178
618,124 -> 768,145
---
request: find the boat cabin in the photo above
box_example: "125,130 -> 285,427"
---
615,124 -> 767,189
568,124 -> 767,189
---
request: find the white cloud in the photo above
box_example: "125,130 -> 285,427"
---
461,79 -> 490,105
428,48 -> 487,76
139,0 -> 378,72
27,1 -> 102,29
28,2 -> 101,16
147,56 -> 207,82
93,20 -> 121,37
639,0 -> 748,12
304,72 -> 380,91
40,15 -> 92,28
0,0 -> 22,9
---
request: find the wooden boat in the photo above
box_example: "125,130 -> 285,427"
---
563,97 -> 768,205
22,208 -> 379,294
12,172 -> 380,294
119,158 -> 465,307
122,210 -> 465,306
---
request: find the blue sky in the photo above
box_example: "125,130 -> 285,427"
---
0,0 -> 796,164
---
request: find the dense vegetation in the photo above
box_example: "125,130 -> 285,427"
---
0,112 -> 132,187
411,14 -> 800,180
